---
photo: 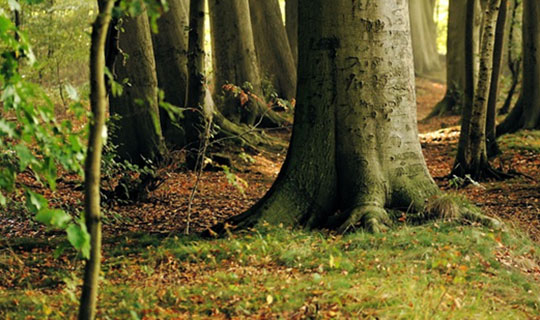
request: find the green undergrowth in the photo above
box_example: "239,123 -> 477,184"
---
1,223 -> 539,319
498,130 -> 540,153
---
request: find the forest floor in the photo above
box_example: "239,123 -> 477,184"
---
1,78 -> 540,319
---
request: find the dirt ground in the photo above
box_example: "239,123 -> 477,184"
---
1,78 -> 539,242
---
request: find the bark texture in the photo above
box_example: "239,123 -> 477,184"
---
285,0 -> 298,66
249,0 -> 297,99
78,0 -> 114,319
497,0 -> 540,134
409,0 -> 442,77
208,0 -> 265,126
152,0 -> 190,147
486,0 -> 508,156
227,0 -> 440,232
109,9 -> 165,164
453,0 -> 501,179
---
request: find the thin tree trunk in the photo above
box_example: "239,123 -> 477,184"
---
184,0 -> 211,168
152,0 -> 190,148
249,0 -> 296,99
486,0 -> 508,156
453,0 -> 502,179
108,7 -> 166,164
285,0 -> 298,67
78,0 -> 114,319
499,0 -> 521,115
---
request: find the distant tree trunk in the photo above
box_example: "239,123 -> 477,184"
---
249,0 -> 297,99
208,0 -> 264,126
486,0 -> 508,156
78,0 -> 114,319
429,0 -> 483,118
497,0 -> 540,134
152,0 -> 190,148
108,8 -> 166,164
498,0 -> 522,115
285,0 -> 298,66
453,0 -> 502,179
409,0 -> 442,77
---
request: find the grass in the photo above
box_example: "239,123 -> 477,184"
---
1,222 -> 539,319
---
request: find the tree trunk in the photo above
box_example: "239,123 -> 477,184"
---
486,0 -> 508,156
409,0 -> 442,77
249,0 -> 297,100
497,0 -> 540,134
152,0 -> 190,148
285,0 -> 298,67
453,0 -> 502,179
108,8 -> 166,164
498,0 -> 521,115
184,0 -> 211,168
208,0 -> 265,126
429,0 -> 483,118
78,0 -> 114,319
226,0 -> 443,232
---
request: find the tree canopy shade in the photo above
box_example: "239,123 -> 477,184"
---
221,0 -> 499,232
497,0 -> 540,134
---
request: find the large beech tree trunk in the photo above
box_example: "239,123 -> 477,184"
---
285,0 -> 298,67
226,0 -> 442,232
152,0 -> 190,147
409,0 -> 442,77
109,9 -> 165,164
453,0 -> 502,179
249,0 -> 296,100
497,0 -> 540,134
429,0 -> 483,117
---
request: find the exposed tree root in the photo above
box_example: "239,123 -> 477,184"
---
423,94 -> 460,121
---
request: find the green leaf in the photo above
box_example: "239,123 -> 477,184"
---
36,208 -> 72,229
0,192 -> 6,207
25,190 -> 47,213
14,144 -> 35,171
66,223 -> 90,259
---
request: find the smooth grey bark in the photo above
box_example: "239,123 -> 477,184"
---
285,0 -> 298,66
226,0 -> 445,232
497,0 -> 540,134
249,0 -> 297,100
208,0 -> 265,126
429,0 -> 483,117
453,0 -> 502,179
78,0 -> 114,319
109,8 -> 166,164
409,0 -> 442,77
152,0 -> 190,147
